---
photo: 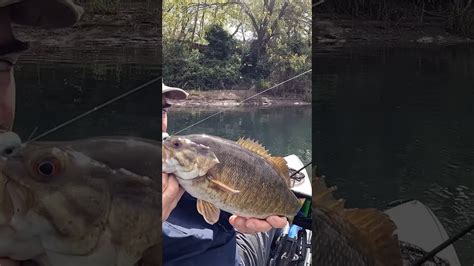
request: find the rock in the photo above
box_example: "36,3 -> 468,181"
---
436,35 -> 446,43
261,97 -> 272,106
315,21 -> 345,42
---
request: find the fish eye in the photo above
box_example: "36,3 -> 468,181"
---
173,140 -> 181,148
36,159 -> 59,177
2,146 -> 14,157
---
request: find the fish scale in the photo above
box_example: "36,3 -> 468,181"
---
163,134 -> 302,223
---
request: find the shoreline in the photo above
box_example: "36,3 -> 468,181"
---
12,4 -> 159,50
11,8 -> 474,51
169,90 -> 310,108
315,13 -> 474,49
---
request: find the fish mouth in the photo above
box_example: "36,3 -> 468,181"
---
0,171 -> 14,226
0,170 -> 33,228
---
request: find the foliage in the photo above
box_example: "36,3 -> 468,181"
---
163,0 -> 312,100
163,29 -> 241,90
317,0 -> 474,37
202,24 -> 237,60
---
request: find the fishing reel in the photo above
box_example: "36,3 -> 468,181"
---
268,225 -> 312,266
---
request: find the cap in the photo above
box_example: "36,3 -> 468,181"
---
162,83 -> 188,100
1,0 -> 84,28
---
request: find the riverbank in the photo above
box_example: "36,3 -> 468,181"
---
12,3 -> 159,50
170,89 -> 310,108
315,13 -> 474,49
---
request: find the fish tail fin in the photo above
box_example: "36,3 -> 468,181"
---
298,198 -> 306,207
287,198 -> 307,225
287,215 -> 294,225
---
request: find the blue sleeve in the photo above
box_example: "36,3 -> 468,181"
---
163,193 -> 238,266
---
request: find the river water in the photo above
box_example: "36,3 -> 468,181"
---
314,45 -> 474,265
11,46 -> 313,201
168,106 -> 313,174
12,47 -> 162,140
13,48 -> 312,171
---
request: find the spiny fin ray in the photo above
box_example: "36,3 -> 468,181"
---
236,137 -> 290,186
313,176 -> 402,266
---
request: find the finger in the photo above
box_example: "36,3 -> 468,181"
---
168,188 -> 184,210
229,215 -> 237,227
231,216 -> 256,234
246,219 -> 272,233
266,216 -> 288,228
167,175 -> 181,196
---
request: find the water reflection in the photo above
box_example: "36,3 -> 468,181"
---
13,47 -> 161,140
168,106 -> 313,176
314,45 -> 474,264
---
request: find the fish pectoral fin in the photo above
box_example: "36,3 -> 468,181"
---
197,199 -> 221,225
207,177 -> 240,194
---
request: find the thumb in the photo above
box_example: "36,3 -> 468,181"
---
162,172 -> 169,192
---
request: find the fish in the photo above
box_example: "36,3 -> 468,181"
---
313,175 -> 403,266
162,133 -> 304,225
0,136 -> 163,266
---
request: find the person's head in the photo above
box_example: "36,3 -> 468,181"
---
0,0 -> 84,131
162,83 -> 187,132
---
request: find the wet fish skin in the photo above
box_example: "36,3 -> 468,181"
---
312,176 -> 403,266
0,139 -> 163,266
163,134 -> 302,220
313,207 -> 375,266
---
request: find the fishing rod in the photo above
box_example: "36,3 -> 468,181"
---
24,76 -> 162,142
413,222 -> 474,265
27,67 -> 311,142
289,160 -> 313,201
290,161 -> 312,178
172,69 -> 312,135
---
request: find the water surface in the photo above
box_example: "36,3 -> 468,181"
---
13,47 -> 161,140
168,106 -> 313,176
314,45 -> 474,265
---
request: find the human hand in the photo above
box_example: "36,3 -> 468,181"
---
162,172 -> 184,222
0,258 -> 20,266
229,215 -> 288,234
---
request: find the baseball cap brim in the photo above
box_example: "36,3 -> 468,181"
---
1,0 -> 84,28
163,83 -> 188,100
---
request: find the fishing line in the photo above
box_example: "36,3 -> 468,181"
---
26,126 -> 38,141
172,69 -> 312,135
25,76 -> 162,143
290,160 -> 312,178
413,222 -> 474,265
23,3 -> 315,142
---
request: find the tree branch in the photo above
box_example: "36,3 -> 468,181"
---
230,22 -> 242,37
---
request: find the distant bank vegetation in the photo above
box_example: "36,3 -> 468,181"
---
317,0 -> 474,38
162,0 -> 312,101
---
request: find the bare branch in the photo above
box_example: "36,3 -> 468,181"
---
230,22 -> 243,37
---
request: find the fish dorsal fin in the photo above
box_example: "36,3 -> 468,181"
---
236,137 -> 290,186
236,137 -> 272,159
313,176 -> 345,213
269,156 -> 290,186
314,176 -> 402,266
345,209 -> 402,266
